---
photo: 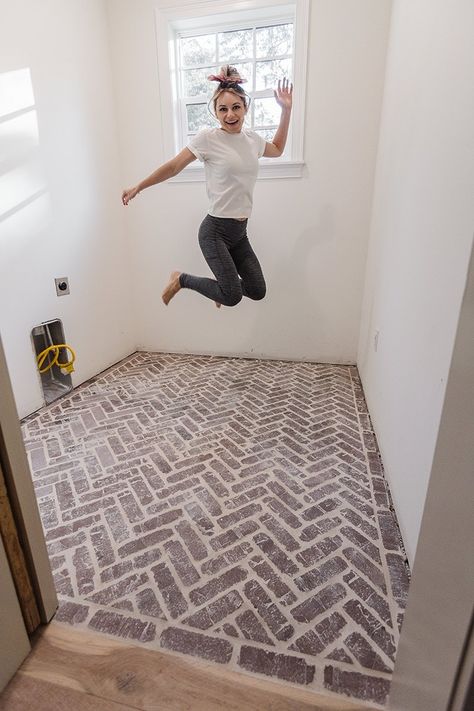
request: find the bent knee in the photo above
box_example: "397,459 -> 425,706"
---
224,293 -> 243,307
248,284 -> 266,301
221,290 -> 243,307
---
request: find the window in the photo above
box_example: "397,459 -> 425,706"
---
155,0 -> 309,180
178,22 -> 294,152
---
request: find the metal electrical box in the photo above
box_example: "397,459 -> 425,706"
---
31,319 -> 73,405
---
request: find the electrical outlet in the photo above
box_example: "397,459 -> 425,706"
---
374,330 -> 380,352
55,277 -> 70,296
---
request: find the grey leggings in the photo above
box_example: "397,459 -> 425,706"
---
179,214 -> 266,306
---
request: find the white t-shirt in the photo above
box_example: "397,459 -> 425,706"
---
187,127 -> 266,218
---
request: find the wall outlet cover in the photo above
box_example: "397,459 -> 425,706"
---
55,277 -> 70,296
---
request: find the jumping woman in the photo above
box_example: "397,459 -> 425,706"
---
122,66 -> 293,308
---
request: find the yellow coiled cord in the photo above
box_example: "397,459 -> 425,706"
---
37,344 -> 76,375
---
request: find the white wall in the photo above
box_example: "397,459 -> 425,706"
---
358,0 -> 474,563
0,0 -> 135,418
108,0 -> 392,363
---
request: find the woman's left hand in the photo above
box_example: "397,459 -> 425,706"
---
274,78 -> 293,111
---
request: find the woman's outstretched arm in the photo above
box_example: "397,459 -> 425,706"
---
122,147 -> 196,205
263,78 -> 293,158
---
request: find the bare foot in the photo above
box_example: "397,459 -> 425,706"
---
215,301 -> 221,308
162,271 -> 181,305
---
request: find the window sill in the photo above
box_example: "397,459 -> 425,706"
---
169,160 -> 305,183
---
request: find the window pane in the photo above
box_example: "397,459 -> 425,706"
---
254,128 -> 275,142
256,23 -> 293,58
180,34 -> 215,68
218,28 -> 253,62
182,66 -> 216,98
186,103 -> 215,132
253,97 -> 281,127
255,58 -> 292,90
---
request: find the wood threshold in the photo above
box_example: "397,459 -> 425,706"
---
0,622 -> 380,711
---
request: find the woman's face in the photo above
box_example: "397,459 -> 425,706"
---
215,91 -> 247,133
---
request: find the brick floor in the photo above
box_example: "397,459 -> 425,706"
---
22,352 -> 410,706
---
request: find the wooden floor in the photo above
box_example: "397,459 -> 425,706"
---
0,623 -> 379,711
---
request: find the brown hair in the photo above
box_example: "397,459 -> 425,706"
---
208,65 -> 250,115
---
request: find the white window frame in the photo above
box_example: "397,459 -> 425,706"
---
154,0 -> 309,181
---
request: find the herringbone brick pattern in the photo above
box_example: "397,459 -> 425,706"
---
22,352 -> 409,706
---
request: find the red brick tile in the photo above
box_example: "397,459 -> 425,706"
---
343,599 -> 396,660
190,566 -> 248,606
239,646 -> 315,684
183,590 -> 243,630
253,532 -> 298,574
244,580 -> 294,641
89,609 -> 156,642
160,627 -> 232,663
290,611 -> 346,655
291,583 -> 347,624
152,562 -> 188,618
344,632 -> 392,673
324,665 -> 390,704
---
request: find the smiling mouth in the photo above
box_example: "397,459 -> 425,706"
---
225,120 -> 239,125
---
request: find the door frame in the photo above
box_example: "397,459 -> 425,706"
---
0,530 -> 31,690
389,238 -> 474,710
0,335 -> 57,626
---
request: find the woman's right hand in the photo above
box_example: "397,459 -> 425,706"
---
122,185 -> 140,205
